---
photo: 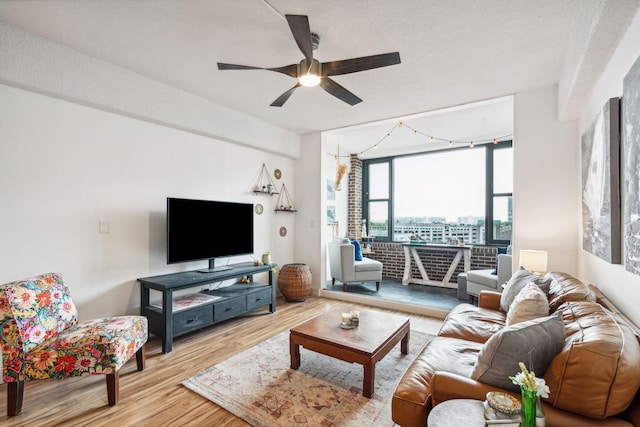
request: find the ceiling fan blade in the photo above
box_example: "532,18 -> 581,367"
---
270,83 -> 301,107
285,15 -> 313,64
319,77 -> 362,106
218,63 -> 298,78
321,52 -> 401,76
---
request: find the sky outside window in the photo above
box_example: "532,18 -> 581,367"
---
394,149 -> 485,222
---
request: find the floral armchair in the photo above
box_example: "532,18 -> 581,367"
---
0,272 -> 148,416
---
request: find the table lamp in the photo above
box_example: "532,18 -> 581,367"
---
519,249 -> 548,275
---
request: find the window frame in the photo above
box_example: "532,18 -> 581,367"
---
362,158 -> 393,239
362,140 -> 512,246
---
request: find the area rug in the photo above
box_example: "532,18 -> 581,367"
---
182,329 -> 433,427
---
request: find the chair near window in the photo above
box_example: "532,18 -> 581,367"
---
466,250 -> 513,301
328,237 -> 383,291
0,272 -> 148,416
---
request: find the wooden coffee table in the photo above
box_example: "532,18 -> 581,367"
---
289,307 -> 410,397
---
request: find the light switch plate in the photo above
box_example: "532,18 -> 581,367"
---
99,220 -> 110,234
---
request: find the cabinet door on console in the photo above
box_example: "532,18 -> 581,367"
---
173,305 -> 214,335
214,296 -> 246,322
247,288 -> 272,311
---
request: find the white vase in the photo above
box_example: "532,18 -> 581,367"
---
262,253 -> 271,265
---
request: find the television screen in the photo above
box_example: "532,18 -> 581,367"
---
167,197 -> 254,268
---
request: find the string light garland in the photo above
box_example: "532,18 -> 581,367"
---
327,121 -> 512,158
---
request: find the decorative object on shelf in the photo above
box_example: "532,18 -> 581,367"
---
254,203 -> 263,215
278,263 -> 312,302
361,218 -> 367,237
509,362 -> 549,427
335,145 -> 349,191
279,226 -> 287,237
253,163 -> 279,195
261,251 -> 271,265
274,168 -> 282,179
275,183 -> 297,212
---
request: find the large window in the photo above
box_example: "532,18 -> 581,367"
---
363,141 -> 512,245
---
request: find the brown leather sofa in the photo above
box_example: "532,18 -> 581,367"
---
392,272 -> 640,427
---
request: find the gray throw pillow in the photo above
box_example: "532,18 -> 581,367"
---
470,311 -> 565,392
500,267 -> 552,312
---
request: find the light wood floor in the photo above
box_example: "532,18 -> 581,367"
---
0,296 -> 443,427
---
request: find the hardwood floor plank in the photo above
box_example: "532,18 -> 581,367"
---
0,296 -> 442,426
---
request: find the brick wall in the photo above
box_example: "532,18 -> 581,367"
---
366,243 -> 499,283
347,154 -> 363,237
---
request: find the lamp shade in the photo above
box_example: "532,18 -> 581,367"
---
519,249 -> 548,274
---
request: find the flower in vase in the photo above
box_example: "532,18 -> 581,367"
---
509,362 -> 550,398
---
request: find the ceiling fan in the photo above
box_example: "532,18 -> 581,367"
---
217,14 -> 401,107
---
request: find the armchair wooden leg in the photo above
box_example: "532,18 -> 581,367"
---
376,281 -> 380,291
343,283 -> 347,292
7,381 -> 24,416
106,372 -> 120,406
136,345 -> 146,371
332,278 -> 335,285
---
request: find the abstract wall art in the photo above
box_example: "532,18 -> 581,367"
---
623,54 -> 640,275
581,97 -> 621,264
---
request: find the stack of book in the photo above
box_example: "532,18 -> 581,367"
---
484,391 -> 522,426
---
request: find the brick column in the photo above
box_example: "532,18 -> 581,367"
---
347,154 -> 362,237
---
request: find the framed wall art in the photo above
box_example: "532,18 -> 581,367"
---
327,179 -> 335,201
581,97 -> 621,264
623,54 -> 640,275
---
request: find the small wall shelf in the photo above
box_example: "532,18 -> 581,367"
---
253,163 -> 279,196
275,183 -> 297,213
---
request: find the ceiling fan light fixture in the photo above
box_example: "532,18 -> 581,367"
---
299,73 -> 321,87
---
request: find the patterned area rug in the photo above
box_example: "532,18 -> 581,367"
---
182,329 -> 433,427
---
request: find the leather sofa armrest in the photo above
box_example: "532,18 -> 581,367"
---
430,371 -> 517,405
478,290 -> 502,310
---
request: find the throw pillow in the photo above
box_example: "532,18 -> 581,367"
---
351,240 -> 363,261
500,267 -> 552,312
470,311 -> 565,391
506,282 -> 549,325
491,246 -> 508,275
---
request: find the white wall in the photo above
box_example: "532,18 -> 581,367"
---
0,22 -> 301,159
0,84 -> 295,320
513,86 -> 580,274
576,8 -> 640,326
292,132 -> 324,293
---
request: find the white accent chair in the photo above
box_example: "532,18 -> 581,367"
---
466,253 -> 513,300
328,238 -> 383,292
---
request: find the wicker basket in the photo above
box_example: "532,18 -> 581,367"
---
277,263 -> 312,302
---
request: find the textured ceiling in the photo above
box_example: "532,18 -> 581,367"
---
0,0 -> 637,153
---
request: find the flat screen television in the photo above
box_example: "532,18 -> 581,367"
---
167,197 -> 254,272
